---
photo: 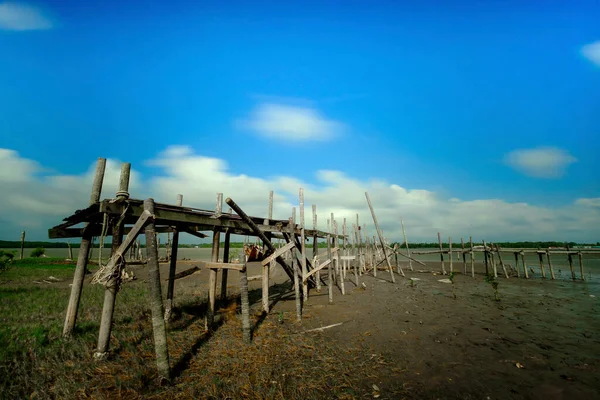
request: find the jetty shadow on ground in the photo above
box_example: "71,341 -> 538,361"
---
247,281 -> 293,339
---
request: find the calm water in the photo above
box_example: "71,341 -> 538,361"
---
9,247 -> 600,283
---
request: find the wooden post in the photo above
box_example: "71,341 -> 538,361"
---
365,192 -> 395,283
222,229 -> 231,299
578,252 -> 585,281
401,218 -> 413,271
95,162 -> 130,356
482,240 -> 489,276
438,232 -> 446,275
63,158 -> 106,338
342,218 -> 348,279
538,252 -> 546,279
547,250 -> 555,279
206,229 -> 220,330
327,220 -> 333,304
495,245 -> 509,278
67,240 -> 73,260
461,238 -> 466,275
449,237 -> 453,273
143,199 -> 171,381
19,231 -> 26,260
332,217 -> 345,295
299,189 -> 308,300
568,252 -> 576,280
357,215 -> 364,275
290,214 -> 302,321
165,194 -> 183,322
521,251 -> 529,279
239,253 -> 251,343
490,246 -> 497,278
312,205 -> 320,291
514,252 -> 521,278
470,236 -> 475,278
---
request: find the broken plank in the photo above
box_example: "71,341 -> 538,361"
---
261,241 -> 296,266
198,261 -> 245,271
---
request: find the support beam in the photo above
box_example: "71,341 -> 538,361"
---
365,192 -> 395,283
225,197 -> 296,282
165,194 -> 183,322
143,199 -> 171,381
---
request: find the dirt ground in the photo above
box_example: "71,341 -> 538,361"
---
114,257 -> 600,400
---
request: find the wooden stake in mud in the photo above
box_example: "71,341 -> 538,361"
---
357,215 -> 364,274
326,220 -> 333,304
567,251 -> 576,281
401,218 -> 413,271
95,162 -> 131,356
239,253 -> 251,343
299,189 -> 308,300
461,238 -> 467,275
63,158 -> 106,338
482,240 -> 489,276
469,236 -> 475,277
578,252 -> 585,281
495,244 -> 509,278
365,192 -> 395,283
312,205 -> 321,292
143,199 -> 171,382
449,237 -> 453,273
438,232 -> 446,275
546,250 -> 555,279
332,217 -> 345,295
165,194 -> 183,322
537,252 -> 546,279
513,252 -> 521,278
489,242 -> 497,278
290,214 -> 302,321
521,251 -> 529,279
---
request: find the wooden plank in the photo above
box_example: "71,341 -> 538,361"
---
49,224 -> 208,239
339,256 -> 356,260
304,259 -> 332,282
98,199 -> 338,239
261,241 -> 295,266
198,261 -> 245,271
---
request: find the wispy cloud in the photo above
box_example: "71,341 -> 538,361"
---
581,40 -> 600,67
1,146 -> 599,242
237,103 -> 345,142
0,2 -> 53,31
504,146 -> 577,179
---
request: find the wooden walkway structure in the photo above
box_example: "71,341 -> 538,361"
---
49,157 -> 598,382
51,158 -> 350,382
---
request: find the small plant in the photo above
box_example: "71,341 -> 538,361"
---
409,278 -> 415,288
485,273 -> 500,301
448,271 -> 457,299
0,250 -> 15,272
30,247 -> 46,258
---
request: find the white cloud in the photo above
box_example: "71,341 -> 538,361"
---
237,103 -> 344,142
0,2 -> 53,31
504,147 -> 577,179
581,40 -> 600,67
1,146 -> 599,243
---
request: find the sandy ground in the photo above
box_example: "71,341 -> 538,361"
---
94,257 -> 599,400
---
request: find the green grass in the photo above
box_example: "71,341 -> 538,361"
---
0,261 -> 373,399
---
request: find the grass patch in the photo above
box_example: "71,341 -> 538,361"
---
0,258 -> 79,284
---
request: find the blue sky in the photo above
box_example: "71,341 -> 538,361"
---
1,0 -> 599,242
